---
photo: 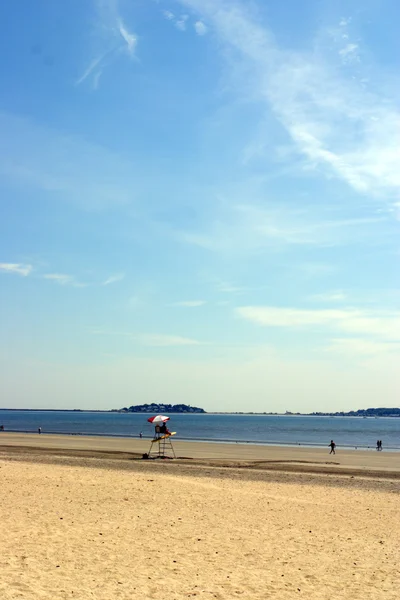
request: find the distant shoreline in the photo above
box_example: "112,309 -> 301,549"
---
1,408 -> 400,418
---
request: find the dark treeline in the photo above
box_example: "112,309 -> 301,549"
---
310,408 -> 400,417
119,403 -> 206,413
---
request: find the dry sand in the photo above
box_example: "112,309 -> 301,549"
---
1,445 -> 399,599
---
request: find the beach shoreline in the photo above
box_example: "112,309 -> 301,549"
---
1,431 -> 400,480
2,429 -> 398,450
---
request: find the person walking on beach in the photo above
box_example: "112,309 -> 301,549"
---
329,440 -> 336,454
378,440 -> 383,451
38,427 -> 42,434
376,439 -> 380,451
139,431 -> 143,439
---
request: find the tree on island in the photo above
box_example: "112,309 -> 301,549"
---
119,403 -> 206,413
310,407 -> 400,417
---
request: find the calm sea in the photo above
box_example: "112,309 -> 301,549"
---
1,411 -> 400,450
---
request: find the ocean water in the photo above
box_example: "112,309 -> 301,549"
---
1,411 -> 400,449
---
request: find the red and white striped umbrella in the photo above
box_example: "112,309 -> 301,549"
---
147,415 -> 170,424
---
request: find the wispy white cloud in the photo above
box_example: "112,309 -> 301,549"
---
75,53 -> 107,86
216,281 -> 247,294
175,18 -> 187,31
0,263 -> 32,276
328,16 -> 360,65
136,334 -> 201,346
163,9 -> 193,33
339,43 -> 359,60
178,202 -> 387,254
194,20 -> 208,36
178,0 -> 400,200
238,306 -> 352,327
92,70 -> 103,90
102,273 -> 125,286
239,206 -> 384,245
118,18 -> 137,56
43,273 -> 86,287
163,10 -> 175,21
236,305 -> 400,341
326,337 -> 400,357
1,262 -> 122,287
89,329 -> 202,346
43,273 -> 74,285
170,300 -> 206,307
77,1 -> 137,88
309,290 -> 347,302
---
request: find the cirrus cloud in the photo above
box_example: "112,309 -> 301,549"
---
102,273 -> 125,286
136,334 -> 201,346
43,273 -> 87,288
170,300 -> 206,307
177,0 -> 400,200
194,21 -> 208,36
236,305 -> 400,341
0,263 -> 32,276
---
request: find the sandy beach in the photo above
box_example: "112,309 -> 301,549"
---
1,432 -> 400,477
1,436 -> 399,600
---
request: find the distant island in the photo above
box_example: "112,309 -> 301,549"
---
2,406 -> 399,417
119,403 -> 206,414
208,408 -> 400,417
307,408 -> 400,418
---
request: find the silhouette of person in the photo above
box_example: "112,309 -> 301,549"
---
379,440 -> 383,451
376,439 -> 380,451
159,422 -> 172,436
329,440 -> 336,454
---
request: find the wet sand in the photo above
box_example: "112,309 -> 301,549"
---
0,432 -> 399,477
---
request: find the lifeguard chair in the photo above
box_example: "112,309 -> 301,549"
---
147,415 -> 176,459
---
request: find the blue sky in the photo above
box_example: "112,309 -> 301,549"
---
0,0 -> 399,411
